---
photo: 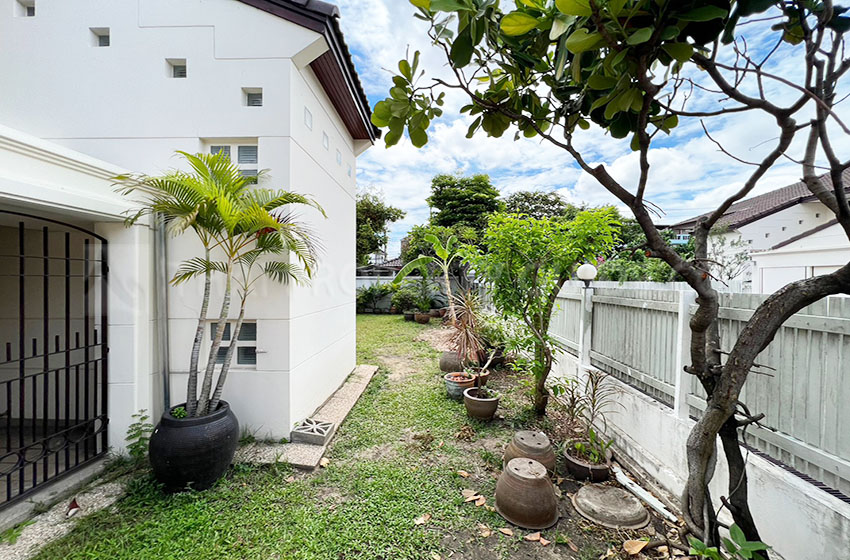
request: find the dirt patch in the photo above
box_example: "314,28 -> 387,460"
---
415,326 -> 455,352
377,355 -> 421,383
352,442 -> 399,462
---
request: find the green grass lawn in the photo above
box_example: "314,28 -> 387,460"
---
31,315 -> 627,560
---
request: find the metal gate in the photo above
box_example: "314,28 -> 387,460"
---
0,210 -> 108,507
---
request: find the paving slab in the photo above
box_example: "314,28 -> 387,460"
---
235,365 -> 378,470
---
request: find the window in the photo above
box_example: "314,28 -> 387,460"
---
336,149 -> 342,165
243,87 -> 263,107
16,0 -> 35,17
347,164 -> 352,177
815,213 -> 821,218
91,27 -> 110,47
765,233 -> 770,238
304,107 -> 313,130
782,226 -> 787,232
322,132 -> 329,150
240,169 -> 259,184
211,322 -> 257,367
210,145 -> 231,159
167,58 -> 187,78
238,145 -> 258,164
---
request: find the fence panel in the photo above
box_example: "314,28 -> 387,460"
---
688,294 -> 850,496
589,288 -> 680,406
550,286 -> 582,356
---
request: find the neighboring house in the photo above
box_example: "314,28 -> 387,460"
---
672,170 -> 850,290
0,0 -> 375,512
356,256 -> 404,277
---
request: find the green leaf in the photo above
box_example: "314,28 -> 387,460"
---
660,25 -> 680,40
466,116 -> 482,138
390,86 -> 408,100
565,28 -> 603,53
500,12 -> 540,36
409,126 -> 428,148
399,59 -> 412,80
518,0 -> 546,9
679,6 -> 728,22
409,0 -> 430,9
430,0 -> 471,11
626,27 -> 653,45
371,100 -> 392,127
550,15 -> 574,40
577,118 -> 590,130
587,74 -> 617,90
450,27 -> 475,66
608,0 -> 627,17
729,524 -> 747,546
556,0 -> 592,17
662,42 -> 693,62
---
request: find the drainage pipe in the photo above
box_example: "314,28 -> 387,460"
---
153,212 -> 171,412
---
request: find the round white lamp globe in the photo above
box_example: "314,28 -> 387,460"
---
576,263 -> 598,284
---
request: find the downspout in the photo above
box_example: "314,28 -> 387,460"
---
153,213 -> 171,412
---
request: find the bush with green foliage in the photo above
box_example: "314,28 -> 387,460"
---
356,283 -> 397,312
391,280 -> 422,312
125,410 -> 154,466
427,173 -> 502,233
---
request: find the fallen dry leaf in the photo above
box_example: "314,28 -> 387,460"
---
477,523 -> 492,538
431,553 -> 441,560
474,496 -> 486,507
461,489 -> 477,498
464,494 -> 481,503
457,470 -> 470,478
555,477 -> 564,485
437,441 -> 444,448
414,513 -> 432,525
524,532 -> 541,542
623,540 -> 648,555
498,528 -> 514,536
539,537 -> 551,547
567,540 -> 579,552
319,457 -> 330,468
284,476 -> 296,483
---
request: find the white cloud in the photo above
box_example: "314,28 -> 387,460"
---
337,2 -> 850,257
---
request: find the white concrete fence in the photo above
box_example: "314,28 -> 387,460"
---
549,281 -> 850,560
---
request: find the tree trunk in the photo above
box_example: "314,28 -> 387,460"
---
198,263 -> 232,416
186,246 -> 212,417
209,296 -> 246,413
444,267 -> 457,325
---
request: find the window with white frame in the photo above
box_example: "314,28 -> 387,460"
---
211,322 -> 257,367
304,107 -> 313,130
167,58 -> 187,78
336,149 -> 342,165
91,27 -> 110,47
16,0 -> 35,17
322,132 -> 329,150
243,88 -> 263,107
210,145 -> 231,160
208,143 -> 258,183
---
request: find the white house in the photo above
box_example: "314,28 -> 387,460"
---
672,170 -> 850,291
0,0 -> 375,513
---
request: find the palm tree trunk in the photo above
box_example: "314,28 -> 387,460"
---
186,246 -> 211,417
444,267 -> 457,325
209,295 -> 247,413
198,263 -> 232,415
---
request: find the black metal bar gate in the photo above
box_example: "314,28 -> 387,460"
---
0,211 -> 108,508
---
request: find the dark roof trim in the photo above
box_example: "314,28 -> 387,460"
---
237,0 -> 379,142
767,219 -> 839,250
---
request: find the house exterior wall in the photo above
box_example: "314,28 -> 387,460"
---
708,201 -> 836,286
751,223 -> 850,293
0,0 -> 365,440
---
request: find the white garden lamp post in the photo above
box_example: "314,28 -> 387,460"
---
576,263 -> 598,288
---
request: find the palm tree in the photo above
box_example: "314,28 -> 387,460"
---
393,233 -> 461,324
119,152 -> 324,417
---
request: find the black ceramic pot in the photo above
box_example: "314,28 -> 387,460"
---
149,401 -> 239,491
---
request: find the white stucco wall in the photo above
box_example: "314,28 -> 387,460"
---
0,0 -> 367,439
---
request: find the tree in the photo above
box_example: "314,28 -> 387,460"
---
428,173 -> 502,232
394,233 -> 464,324
503,190 -> 580,219
356,191 -> 404,265
401,223 -> 479,263
121,152 -> 323,417
372,0 -> 850,549
464,210 -> 618,414
598,215 -> 694,282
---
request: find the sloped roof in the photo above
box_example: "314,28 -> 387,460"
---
673,169 -> 850,231
236,0 -> 379,142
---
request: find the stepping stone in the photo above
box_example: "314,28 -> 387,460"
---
291,418 -> 335,446
571,484 -> 650,530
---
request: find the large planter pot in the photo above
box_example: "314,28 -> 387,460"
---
444,372 -> 475,400
403,311 -> 415,322
439,351 -> 464,373
429,308 -> 441,318
466,367 -> 490,387
563,448 -> 613,482
149,401 -> 240,492
463,387 -> 499,421
503,430 -> 556,473
495,458 -> 559,530
414,313 -> 431,324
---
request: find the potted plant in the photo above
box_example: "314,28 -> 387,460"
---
463,385 -> 500,421
391,280 -> 420,321
441,290 -> 487,375
120,151 -> 323,491
444,371 -> 475,400
563,428 -> 614,482
393,233 -> 462,325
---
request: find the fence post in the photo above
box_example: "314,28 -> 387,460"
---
579,286 -> 594,370
673,289 -> 696,419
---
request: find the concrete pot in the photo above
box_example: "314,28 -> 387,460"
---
439,351 -> 464,373
414,313 -> 431,324
429,308 -> 441,318
444,373 -> 475,400
503,430 -> 556,473
495,458 -> 559,530
403,311 -> 415,322
463,387 -> 499,421
563,448 -> 613,482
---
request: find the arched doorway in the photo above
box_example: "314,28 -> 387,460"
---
0,210 -> 108,507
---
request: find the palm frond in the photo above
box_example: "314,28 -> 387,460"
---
171,257 -> 227,285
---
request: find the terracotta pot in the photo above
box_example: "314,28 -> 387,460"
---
403,311 -> 415,322
563,448 -> 613,482
444,372 -> 475,400
466,367 -> 490,387
495,458 -> 559,530
463,387 -> 499,421
429,308 -> 441,318
439,351 -> 464,373
503,431 -> 556,473
438,307 -> 448,317
414,313 -> 431,324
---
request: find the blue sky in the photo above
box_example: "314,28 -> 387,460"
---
335,1 -> 850,258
